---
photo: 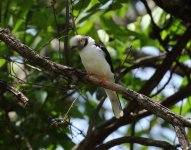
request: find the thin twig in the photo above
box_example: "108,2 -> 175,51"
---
69,0 -> 78,34
63,95 -> 79,121
51,0 -> 61,61
64,0 -> 71,65
36,35 -> 67,51
130,122 -> 135,150
4,107 -> 33,150
0,80 -> 28,106
87,97 -> 106,137
151,64 -> 177,97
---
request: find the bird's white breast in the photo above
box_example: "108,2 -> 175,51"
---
79,45 -> 114,80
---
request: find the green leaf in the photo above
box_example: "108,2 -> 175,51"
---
0,59 -> 6,67
34,90 -> 48,104
77,20 -> 94,34
73,0 -> 91,10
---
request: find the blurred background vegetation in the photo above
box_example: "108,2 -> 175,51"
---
0,0 -> 191,149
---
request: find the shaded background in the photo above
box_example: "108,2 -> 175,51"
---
0,0 -> 191,149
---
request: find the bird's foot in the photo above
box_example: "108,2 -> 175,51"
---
99,76 -> 108,85
87,72 -> 94,78
87,72 -> 94,75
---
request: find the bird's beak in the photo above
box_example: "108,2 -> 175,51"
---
70,45 -> 79,50
70,45 -> 83,50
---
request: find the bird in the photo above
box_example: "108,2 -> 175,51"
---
70,35 -> 123,119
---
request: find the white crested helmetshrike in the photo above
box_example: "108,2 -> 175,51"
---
70,35 -> 123,118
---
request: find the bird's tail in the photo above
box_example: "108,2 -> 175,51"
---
105,89 -> 123,118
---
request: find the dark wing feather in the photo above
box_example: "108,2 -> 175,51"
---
95,43 -> 114,73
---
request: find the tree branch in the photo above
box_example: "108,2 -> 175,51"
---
0,27 -> 191,149
127,51 -> 191,77
161,85 -> 191,107
95,136 -> 176,150
86,84 -> 191,149
174,123 -> 189,150
140,24 -> 191,96
117,54 -> 166,80
153,0 -> 191,23
0,80 -> 28,106
87,97 -> 105,138
63,0 -> 71,65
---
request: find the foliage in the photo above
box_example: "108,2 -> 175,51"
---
0,0 -> 191,149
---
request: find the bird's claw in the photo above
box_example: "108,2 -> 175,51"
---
86,72 -> 94,79
99,76 -> 108,85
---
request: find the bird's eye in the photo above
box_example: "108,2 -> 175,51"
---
79,38 -> 84,43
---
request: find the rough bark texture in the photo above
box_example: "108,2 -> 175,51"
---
153,0 -> 191,23
0,27 -> 191,150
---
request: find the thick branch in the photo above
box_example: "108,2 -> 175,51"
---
95,136 -> 176,150
128,51 -> 191,77
174,123 -> 189,150
153,0 -> 191,23
140,25 -> 191,96
117,54 -> 166,80
85,84 -> 191,149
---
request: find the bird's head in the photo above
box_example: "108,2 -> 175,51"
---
70,35 -> 95,50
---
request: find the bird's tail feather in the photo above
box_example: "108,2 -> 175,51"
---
105,89 -> 123,118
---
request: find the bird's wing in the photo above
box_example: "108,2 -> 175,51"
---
94,43 -> 114,73
94,43 -> 123,118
